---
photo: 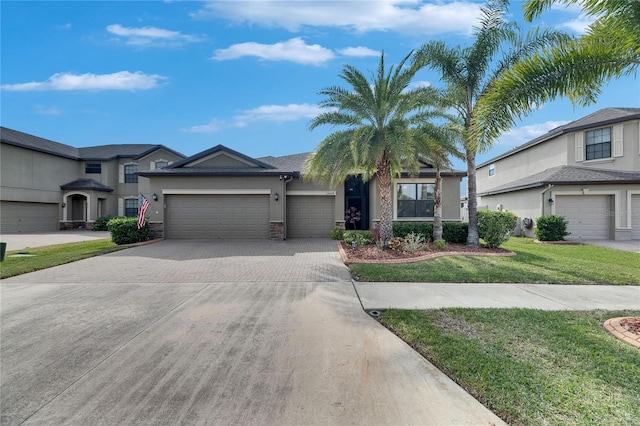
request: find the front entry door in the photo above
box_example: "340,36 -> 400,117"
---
345,176 -> 369,230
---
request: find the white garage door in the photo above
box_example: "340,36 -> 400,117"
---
0,201 -> 58,233
287,196 -> 335,238
165,194 -> 269,239
632,195 -> 640,240
555,195 -> 611,240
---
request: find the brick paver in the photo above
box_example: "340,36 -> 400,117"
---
2,239 -> 352,283
603,317 -> 640,349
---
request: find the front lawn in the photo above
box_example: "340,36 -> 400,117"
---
381,308 -> 640,426
1,239 -> 126,279
350,238 -> 640,284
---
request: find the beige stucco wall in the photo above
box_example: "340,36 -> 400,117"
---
1,143 -> 80,204
567,120 -> 640,171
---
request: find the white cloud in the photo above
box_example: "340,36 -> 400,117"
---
558,15 -> 594,34
409,80 -> 431,89
107,23 -> 201,46
182,103 -> 325,133
57,23 -> 72,30
337,46 -> 380,57
35,105 -> 62,115
1,71 -> 167,91
213,37 -> 335,65
193,1 -> 482,35
496,120 -> 569,147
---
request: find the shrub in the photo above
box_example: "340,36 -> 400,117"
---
433,239 -> 447,250
388,237 -> 407,253
330,227 -> 343,240
107,217 -> 150,245
92,215 -> 113,231
442,222 -> 468,243
535,215 -> 570,241
405,232 -> 425,254
393,222 -> 433,240
477,210 -> 518,248
343,230 -> 374,247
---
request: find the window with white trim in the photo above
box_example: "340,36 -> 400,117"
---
124,198 -> 138,217
489,163 -> 495,176
155,161 -> 168,169
585,127 -> 611,160
124,164 -> 138,183
397,183 -> 434,218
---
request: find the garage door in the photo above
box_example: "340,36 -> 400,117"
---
165,194 -> 269,239
0,201 -> 58,233
555,195 -> 611,240
632,195 -> 640,240
287,196 -> 335,238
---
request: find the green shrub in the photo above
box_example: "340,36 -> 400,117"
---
433,239 -> 447,250
442,222 -> 468,243
393,222 -> 433,240
535,215 -> 570,241
477,210 -> 518,248
107,217 -> 149,245
405,232 -> 425,254
343,230 -> 374,247
330,226 -> 344,240
92,215 -> 113,231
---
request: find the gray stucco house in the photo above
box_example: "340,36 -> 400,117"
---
1,127 -> 465,239
476,107 -> 640,241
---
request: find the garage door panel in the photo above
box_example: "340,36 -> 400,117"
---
287,196 -> 335,238
555,195 -> 611,240
166,195 -> 269,239
0,201 -> 58,233
632,195 -> 640,240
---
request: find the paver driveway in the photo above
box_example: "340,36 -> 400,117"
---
1,239 -> 505,426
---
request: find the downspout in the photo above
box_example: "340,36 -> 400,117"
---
541,184 -> 554,216
280,173 -> 294,239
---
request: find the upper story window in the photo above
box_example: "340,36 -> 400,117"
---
124,198 -> 138,217
585,127 -> 611,160
124,164 -> 138,183
397,183 -> 434,218
155,161 -> 168,169
85,163 -> 101,174
488,163 -> 495,176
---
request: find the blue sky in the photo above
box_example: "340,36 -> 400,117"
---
2,0 -> 638,175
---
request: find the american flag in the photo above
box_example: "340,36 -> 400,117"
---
137,194 -> 150,229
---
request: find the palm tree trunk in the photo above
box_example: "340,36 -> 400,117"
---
466,148 -> 480,247
433,167 -> 443,241
377,156 -> 393,245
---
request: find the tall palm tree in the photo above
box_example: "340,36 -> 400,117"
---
413,0 -> 566,247
305,52 -> 444,245
473,0 -> 640,145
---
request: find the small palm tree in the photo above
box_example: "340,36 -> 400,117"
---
305,52 -> 443,245
414,0 -> 566,247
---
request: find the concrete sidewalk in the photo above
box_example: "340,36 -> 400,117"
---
354,282 -> 640,311
0,231 -> 111,252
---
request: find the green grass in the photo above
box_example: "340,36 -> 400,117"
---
1,239 -> 127,279
380,308 -> 640,426
350,238 -> 640,284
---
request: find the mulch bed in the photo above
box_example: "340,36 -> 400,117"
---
621,317 -> 640,336
339,241 -> 515,264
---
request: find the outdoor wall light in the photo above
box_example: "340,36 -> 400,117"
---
61,203 -> 66,208
548,198 -> 554,204
152,193 -> 158,201
274,193 -> 279,201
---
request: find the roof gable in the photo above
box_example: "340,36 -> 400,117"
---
170,145 -> 275,170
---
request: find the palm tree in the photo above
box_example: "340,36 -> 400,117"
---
305,52 -> 444,245
473,0 -> 640,145
413,0 -> 565,247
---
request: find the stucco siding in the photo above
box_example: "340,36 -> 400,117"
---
567,120 -> 640,171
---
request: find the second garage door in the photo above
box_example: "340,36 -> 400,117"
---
555,195 -> 611,240
165,194 -> 269,239
287,195 -> 335,238
632,195 -> 640,240
0,201 -> 58,233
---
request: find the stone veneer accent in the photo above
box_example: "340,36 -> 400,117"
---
148,222 -> 164,239
270,221 -> 284,240
335,221 -> 345,230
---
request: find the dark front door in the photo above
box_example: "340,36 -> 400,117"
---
344,176 -> 369,230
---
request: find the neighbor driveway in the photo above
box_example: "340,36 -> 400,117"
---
0,239 -> 504,426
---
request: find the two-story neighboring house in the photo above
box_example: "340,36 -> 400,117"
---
0,127 -> 185,233
476,107 -> 640,241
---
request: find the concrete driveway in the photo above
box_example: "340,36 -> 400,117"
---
0,239 -> 504,426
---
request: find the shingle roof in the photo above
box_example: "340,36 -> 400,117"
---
478,107 -> 640,167
479,166 -> 640,196
60,178 -> 114,192
1,127 -> 80,159
79,144 -> 160,160
257,152 -> 310,171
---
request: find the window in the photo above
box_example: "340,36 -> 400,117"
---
124,199 -> 138,217
585,127 -> 611,160
489,163 -> 495,176
85,163 -> 101,174
155,161 -> 168,169
124,164 -> 138,183
397,183 -> 434,218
